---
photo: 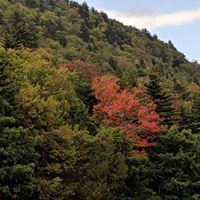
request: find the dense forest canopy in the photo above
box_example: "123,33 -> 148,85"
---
0,0 -> 200,199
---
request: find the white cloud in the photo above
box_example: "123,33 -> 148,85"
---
105,8 -> 200,30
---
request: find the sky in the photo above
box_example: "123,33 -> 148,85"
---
76,0 -> 200,62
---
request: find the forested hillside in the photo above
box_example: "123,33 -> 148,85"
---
1,0 -> 200,199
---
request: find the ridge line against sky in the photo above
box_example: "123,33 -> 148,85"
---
76,0 -> 200,62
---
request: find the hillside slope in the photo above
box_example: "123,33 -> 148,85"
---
1,1 -> 200,199
1,0 -> 200,89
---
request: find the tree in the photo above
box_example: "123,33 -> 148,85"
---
4,22 -> 37,49
180,95 -> 200,133
0,94 -> 39,199
64,60 -> 98,82
80,22 -> 90,42
63,60 -> 99,131
146,72 -> 179,127
25,0 -> 39,8
168,40 -> 176,50
188,96 -> 200,133
34,125 -> 130,200
140,126 -> 200,199
0,48 -> 86,132
34,125 -> 82,200
106,21 -> 131,46
78,1 -> 89,19
0,48 -> 39,199
92,75 -> 164,150
76,127 -> 131,200
108,56 -> 121,75
41,11 -> 60,37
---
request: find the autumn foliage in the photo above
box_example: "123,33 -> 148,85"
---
92,75 -> 165,148
63,60 -> 98,82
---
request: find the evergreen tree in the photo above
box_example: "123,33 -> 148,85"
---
80,22 -> 90,42
106,21 -> 131,46
0,96 -> 39,199
180,95 -> 200,133
4,23 -> 37,49
146,72 -> 179,127
189,96 -> 200,133
168,40 -> 176,50
108,56 -> 121,75
140,126 -> 200,199
78,2 -> 89,19
25,0 -> 39,8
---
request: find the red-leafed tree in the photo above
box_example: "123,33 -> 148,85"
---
92,75 -> 165,150
63,60 -> 98,82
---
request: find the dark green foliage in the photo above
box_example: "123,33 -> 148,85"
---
180,95 -> 200,133
125,127 -> 200,199
0,97 -> 39,199
78,1 -> 89,19
0,1 -> 200,199
142,127 -> 200,199
187,96 -> 200,133
56,31 -> 68,47
0,0 -> 200,90
4,22 -> 37,49
108,56 -> 121,75
168,40 -> 176,50
125,155 -> 149,199
77,127 -> 131,200
35,126 -> 130,200
0,48 -> 22,114
172,54 -> 186,68
146,72 -> 179,127
80,23 -> 90,42
25,0 -> 39,8
106,20 -> 132,46
0,119 -> 39,199
3,9 -> 38,49
0,48 -> 39,199
141,28 -> 152,39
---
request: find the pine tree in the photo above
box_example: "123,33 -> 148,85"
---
190,96 -> 200,133
0,50 -> 39,198
78,1 -> 89,19
146,72 -> 179,127
4,22 -> 37,49
0,96 -> 39,199
80,22 -> 90,42
180,95 -> 200,133
142,126 -> 200,199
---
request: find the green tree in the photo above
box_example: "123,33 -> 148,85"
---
0,48 -> 85,131
77,127 -> 130,200
146,72 -> 179,127
106,21 -> 131,46
4,17 -> 37,49
108,56 -> 121,75
34,125 -> 83,200
34,126 -> 130,200
78,1 -> 89,19
25,0 -> 39,8
0,96 -> 39,199
141,126 -> 200,199
180,95 -> 200,133
80,22 -> 90,42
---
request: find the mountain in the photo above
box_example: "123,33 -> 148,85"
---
1,1 -> 200,199
1,0 -> 200,89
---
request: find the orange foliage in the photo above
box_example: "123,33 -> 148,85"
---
92,75 -> 165,149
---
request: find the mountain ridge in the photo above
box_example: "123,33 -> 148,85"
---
1,0 -> 199,89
